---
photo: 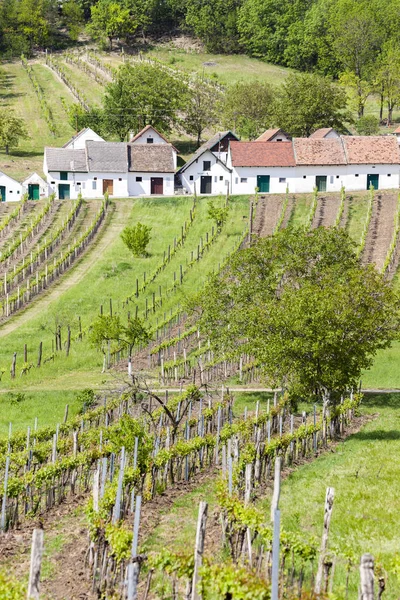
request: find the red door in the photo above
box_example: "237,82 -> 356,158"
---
151,177 -> 163,195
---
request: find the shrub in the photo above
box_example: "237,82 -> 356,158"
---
121,223 -> 152,257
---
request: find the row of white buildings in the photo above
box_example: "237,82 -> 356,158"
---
2,125 -> 400,201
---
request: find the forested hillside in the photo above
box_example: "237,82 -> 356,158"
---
1,0 -> 400,123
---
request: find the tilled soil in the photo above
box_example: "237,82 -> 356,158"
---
253,195 -> 284,237
311,194 -> 341,228
363,191 -> 398,270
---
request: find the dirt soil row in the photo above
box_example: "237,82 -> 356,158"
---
362,190 -> 398,270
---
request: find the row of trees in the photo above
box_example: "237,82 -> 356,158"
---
70,63 -> 353,144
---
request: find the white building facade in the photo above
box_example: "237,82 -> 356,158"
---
0,172 -> 23,202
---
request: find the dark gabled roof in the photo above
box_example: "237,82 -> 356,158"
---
230,141 -> 296,167
342,136 -> 400,164
86,141 -> 128,173
255,128 -> 291,142
128,144 -> 175,172
309,128 -> 339,139
293,138 -> 346,165
45,148 -> 88,172
179,131 -> 239,172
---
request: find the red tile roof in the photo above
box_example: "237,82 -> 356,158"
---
309,128 -> 338,139
230,141 -> 296,167
342,136 -> 400,164
294,138 -> 346,165
393,126 -> 400,134
255,128 -> 291,142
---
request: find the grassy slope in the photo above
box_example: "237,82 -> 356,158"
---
0,195 -> 248,432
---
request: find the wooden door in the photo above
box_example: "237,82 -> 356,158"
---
103,179 -> 114,195
316,176 -> 327,192
257,175 -> 270,193
367,174 -> 379,190
151,177 -> 163,195
200,176 -> 212,194
0,186 -> 5,202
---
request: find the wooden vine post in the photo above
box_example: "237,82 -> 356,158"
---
315,487 -> 335,595
27,528 -> 44,599
359,553 -> 375,600
191,501 -> 208,600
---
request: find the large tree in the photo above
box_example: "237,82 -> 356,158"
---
195,227 -> 400,403
103,62 -> 187,141
0,109 -> 28,154
183,76 -> 222,147
273,72 -> 352,137
220,80 -> 275,139
88,0 -> 134,49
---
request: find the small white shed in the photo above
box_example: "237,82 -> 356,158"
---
22,172 -> 51,200
0,172 -> 23,202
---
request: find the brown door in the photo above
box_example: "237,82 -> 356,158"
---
151,177 -> 163,195
102,179 -> 114,195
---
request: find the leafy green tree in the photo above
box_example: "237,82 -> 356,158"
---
355,115 -> 380,136
103,62 -> 187,141
374,43 -> 400,124
273,72 -> 352,137
183,76 -> 222,147
88,0 -> 134,49
121,222 -> 152,257
62,0 -> 84,41
0,109 -> 28,154
68,104 -> 105,135
207,200 -> 229,230
185,0 -> 242,53
220,80 -> 275,139
88,314 -> 123,370
120,317 -> 150,358
195,227 -> 400,403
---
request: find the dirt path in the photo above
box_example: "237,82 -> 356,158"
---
0,201 -> 131,338
363,191 -> 398,270
253,195 -> 284,237
311,194 -> 341,228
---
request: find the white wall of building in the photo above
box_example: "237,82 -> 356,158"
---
22,173 -> 51,198
180,150 -> 231,195
47,171 -> 129,199
131,127 -> 167,146
128,172 -> 175,196
64,129 -> 105,149
0,172 -> 23,201
229,164 -> 400,194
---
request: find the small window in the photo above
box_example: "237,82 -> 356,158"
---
330,176 -> 334,184
279,177 -> 286,183
336,175 -> 339,179
92,181 -> 97,190
219,176 -> 223,181
118,178 -> 122,181
355,174 -> 359,177
17,191 -> 20,194
77,182 -> 81,185
240,178 -> 247,183
9,190 -> 12,193
303,175 -> 306,179
136,176 -> 142,182
94,177 -> 97,181
235,178 -> 238,184
60,171 -> 68,180
203,161 -> 211,171
189,175 -> 194,181
388,174 -> 391,177
51,181 -> 55,184
276,138 -> 283,142
147,137 -> 153,144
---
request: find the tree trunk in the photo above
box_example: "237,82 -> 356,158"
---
5,145 -> 9,155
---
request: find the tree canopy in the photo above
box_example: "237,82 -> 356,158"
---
0,109 -> 28,154
195,227 -> 400,402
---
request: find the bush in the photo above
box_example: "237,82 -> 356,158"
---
121,223 -> 152,257
76,388 -> 97,414
355,115 -> 380,136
